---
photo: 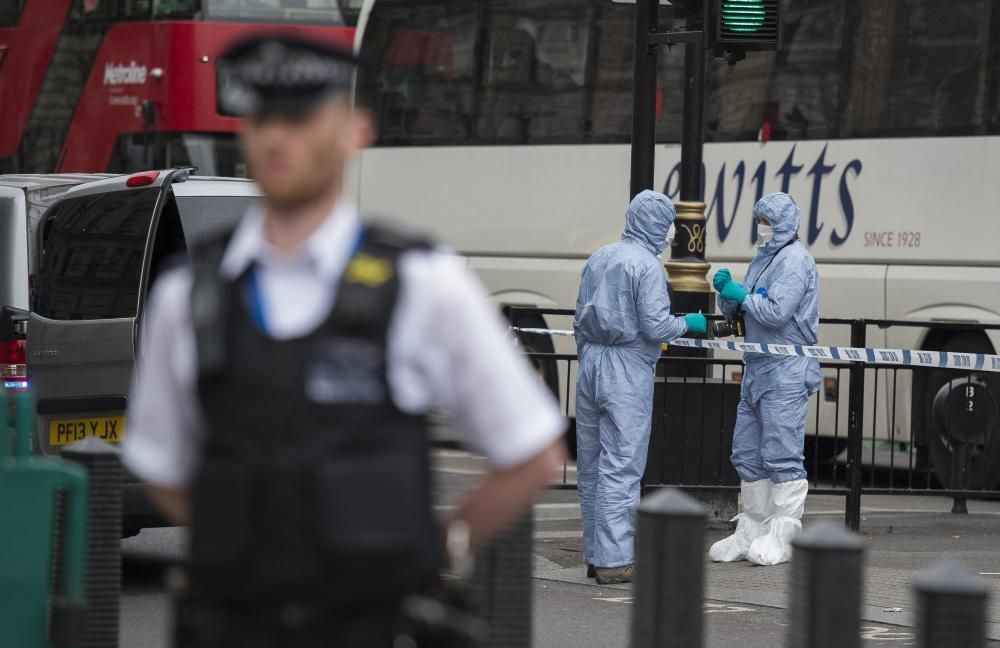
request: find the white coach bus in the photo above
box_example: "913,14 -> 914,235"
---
351,0 -> 1000,488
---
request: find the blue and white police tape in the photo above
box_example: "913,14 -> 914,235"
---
510,327 -> 1000,374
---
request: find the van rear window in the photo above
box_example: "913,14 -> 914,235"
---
175,195 -> 256,245
34,189 -> 159,321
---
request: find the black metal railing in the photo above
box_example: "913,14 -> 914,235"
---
509,308 -> 1000,532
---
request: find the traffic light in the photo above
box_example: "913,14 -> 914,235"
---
705,0 -> 780,58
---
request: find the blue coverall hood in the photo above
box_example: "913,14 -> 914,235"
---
622,190 -> 676,256
755,192 -> 801,255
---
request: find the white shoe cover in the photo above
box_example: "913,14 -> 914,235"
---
709,479 -> 773,562
746,479 -> 808,566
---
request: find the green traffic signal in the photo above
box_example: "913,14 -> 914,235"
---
720,0 -> 766,33
706,0 -> 779,60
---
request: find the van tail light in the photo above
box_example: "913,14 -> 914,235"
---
1,339 -> 28,390
126,170 -> 159,187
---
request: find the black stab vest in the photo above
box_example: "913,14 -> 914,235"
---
187,222 -> 439,614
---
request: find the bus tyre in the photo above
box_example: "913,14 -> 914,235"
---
513,314 -> 574,459
920,333 -> 1000,491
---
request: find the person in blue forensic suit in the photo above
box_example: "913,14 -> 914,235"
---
574,190 -> 707,585
710,192 -> 820,566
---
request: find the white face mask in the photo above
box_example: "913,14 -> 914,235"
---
665,223 -> 677,247
658,224 -> 676,258
757,223 -> 774,246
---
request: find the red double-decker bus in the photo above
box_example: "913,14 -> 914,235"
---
0,0 -> 359,176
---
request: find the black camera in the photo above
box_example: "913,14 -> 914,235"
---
712,318 -> 746,338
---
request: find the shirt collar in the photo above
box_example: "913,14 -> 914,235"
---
219,201 -> 361,282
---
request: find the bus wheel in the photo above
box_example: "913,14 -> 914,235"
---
512,314 -> 574,459
919,332 -> 1000,491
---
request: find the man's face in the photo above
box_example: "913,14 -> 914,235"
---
240,98 -> 372,211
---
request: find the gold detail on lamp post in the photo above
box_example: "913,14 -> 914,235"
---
666,200 -> 711,293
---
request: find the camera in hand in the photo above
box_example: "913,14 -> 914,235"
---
712,317 -> 746,338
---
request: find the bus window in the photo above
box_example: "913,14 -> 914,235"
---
360,0 -> 1000,146
108,133 -> 244,177
583,3 -> 685,145
701,0 -> 991,142
475,0 -> 593,145
360,0 -> 602,146
203,0 -> 350,24
358,0 -> 687,146
989,7 -> 1000,135
586,5 -> 635,143
705,0 -> 847,143
358,1 -> 478,145
0,0 -> 23,27
165,134 -> 244,177
840,0 -> 988,138
152,0 -> 200,19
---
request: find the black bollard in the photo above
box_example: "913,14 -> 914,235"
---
62,438 -> 122,648
631,488 -> 705,648
788,519 -> 865,648
473,512 -> 533,648
914,560 -> 989,648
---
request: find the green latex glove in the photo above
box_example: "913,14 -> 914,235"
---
682,313 -> 707,335
720,280 -> 749,304
712,268 -> 732,292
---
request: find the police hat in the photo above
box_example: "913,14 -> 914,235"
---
217,34 -> 359,118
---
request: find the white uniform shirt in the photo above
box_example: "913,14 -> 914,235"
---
123,203 -> 565,489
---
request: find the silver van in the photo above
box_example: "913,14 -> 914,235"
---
0,175 -> 112,390
27,169 -> 260,534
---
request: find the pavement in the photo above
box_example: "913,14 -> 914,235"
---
440,451 -> 1000,647
118,450 -> 1000,647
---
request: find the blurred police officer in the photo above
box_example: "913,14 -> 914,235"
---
122,34 -> 565,647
